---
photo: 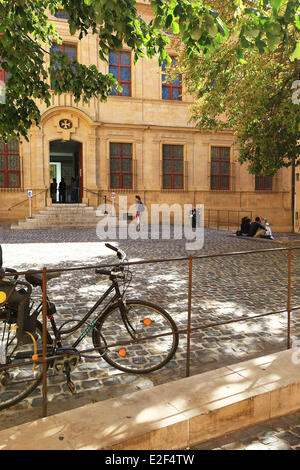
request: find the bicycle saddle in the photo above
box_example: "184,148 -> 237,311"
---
25,270 -> 61,287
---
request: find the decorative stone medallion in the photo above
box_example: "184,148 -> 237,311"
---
59,119 -> 73,130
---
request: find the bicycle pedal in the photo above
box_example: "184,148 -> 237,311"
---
67,380 -> 76,394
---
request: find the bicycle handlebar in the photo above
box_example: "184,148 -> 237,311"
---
105,243 -> 118,253
105,243 -> 126,263
4,268 -> 19,281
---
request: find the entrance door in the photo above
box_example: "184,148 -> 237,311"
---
49,140 -> 82,203
50,162 -> 61,202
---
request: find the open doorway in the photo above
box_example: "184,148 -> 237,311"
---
49,140 -> 82,203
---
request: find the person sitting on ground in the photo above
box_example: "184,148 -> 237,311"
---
260,218 -> 274,240
236,217 -> 251,236
247,216 -> 266,238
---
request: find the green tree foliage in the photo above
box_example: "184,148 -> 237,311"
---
173,0 -> 300,175
0,0 -> 298,141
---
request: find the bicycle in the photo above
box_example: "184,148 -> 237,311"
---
0,243 -> 179,410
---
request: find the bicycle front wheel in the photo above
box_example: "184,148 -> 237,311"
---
92,299 -> 179,374
0,319 -> 52,411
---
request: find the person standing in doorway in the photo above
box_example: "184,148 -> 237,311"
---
71,177 -> 77,203
59,177 -> 66,203
50,178 -> 57,203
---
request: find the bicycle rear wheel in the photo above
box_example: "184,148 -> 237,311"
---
92,299 -> 179,374
0,319 -> 52,411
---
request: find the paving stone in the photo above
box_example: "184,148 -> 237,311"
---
244,442 -> 269,450
1,226 -> 300,434
268,441 -> 292,450
276,432 -> 300,446
260,435 -> 279,445
81,379 -> 100,389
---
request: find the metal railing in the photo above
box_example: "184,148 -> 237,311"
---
7,189 -> 48,212
204,209 -> 254,231
1,244 -> 299,419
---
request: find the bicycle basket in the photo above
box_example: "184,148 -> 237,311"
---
0,279 -> 37,342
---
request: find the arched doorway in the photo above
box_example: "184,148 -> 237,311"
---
49,140 -> 83,203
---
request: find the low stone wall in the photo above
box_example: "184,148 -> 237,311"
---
0,349 -> 300,450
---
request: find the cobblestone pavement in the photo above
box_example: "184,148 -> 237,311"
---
193,411 -> 300,450
0,225 -> 300,432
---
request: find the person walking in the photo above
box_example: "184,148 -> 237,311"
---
135,195 -> 144,232
59,177 -> 66,203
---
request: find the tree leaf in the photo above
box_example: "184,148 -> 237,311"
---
270,0 -> 284,13
290,41 -> 300,61
172,21 -> 179,34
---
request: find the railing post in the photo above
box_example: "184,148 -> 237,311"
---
186,256 -> 193,378
287,245 -> 292,349
42,267 -> 48,417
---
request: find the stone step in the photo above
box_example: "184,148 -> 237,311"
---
39,208 -> 95,214
49,203 -> 87,207
10,203 -> 107,230
13,219 -> 101,227
32,214 -> 99,221
11,224 -> 101,230
25,216 -> 102,223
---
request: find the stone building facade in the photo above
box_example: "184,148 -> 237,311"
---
0,2 -> 294,232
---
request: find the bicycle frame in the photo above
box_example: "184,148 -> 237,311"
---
33,276 -> 136,352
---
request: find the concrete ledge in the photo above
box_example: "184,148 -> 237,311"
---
0,349 -> 300,450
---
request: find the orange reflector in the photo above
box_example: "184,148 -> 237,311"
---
118,348 -> 127,357
143,318 -> 152,326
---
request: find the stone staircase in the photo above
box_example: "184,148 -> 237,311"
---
10,203 -> 106,230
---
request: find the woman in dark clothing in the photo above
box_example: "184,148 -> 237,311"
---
241,217 -> 251,235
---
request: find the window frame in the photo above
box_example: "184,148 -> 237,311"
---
0,140 -> 21,189
162,144 -> 184,190
50,42 -> 77,89
54,8 -> 69,19
0,64 -> 6,83
0,34 -> 8,83
109,51 -> 132,97
109,142 -> 133,189
161,57 -> 182,101
255,175 -> 273,191
210,146 -> 231,191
